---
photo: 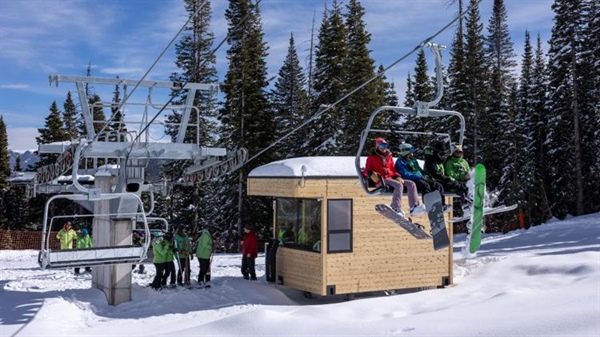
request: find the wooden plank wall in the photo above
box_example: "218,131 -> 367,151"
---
249,176 -> 453,296
275,249 -> 323,294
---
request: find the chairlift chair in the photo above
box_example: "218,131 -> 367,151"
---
354,43 -> 466,196
38,192 -> 151,269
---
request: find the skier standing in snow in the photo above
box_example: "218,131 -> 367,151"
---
162,232 -> 177,288
150,232 -> 168,290
363,137 -> 425,218
241,225 -> 258,280
74,228 -> 92,274
174,226 -> 191,286
56,222 -> 77,250
196,228 -> 213,287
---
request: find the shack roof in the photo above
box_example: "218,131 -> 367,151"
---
249,156 -> 368,178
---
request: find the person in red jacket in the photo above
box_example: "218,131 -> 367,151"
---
241,224 -> 258,280
364,137 -> 425,218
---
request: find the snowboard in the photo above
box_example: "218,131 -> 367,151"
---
448,204 -> 518,223
375,204 -> 431,240
423,191 -> 450,250
469,164 -> 486,253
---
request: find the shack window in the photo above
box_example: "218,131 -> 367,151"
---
275,198 -> 322,252
327,199 -> 352,253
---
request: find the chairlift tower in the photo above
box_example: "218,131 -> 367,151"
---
37,75 -> 246,305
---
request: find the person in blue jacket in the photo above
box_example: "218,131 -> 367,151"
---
395,143 -> 451,212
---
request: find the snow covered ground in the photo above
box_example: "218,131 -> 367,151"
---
1,213 -> 599,336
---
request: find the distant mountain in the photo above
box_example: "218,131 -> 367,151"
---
9,149 -> 39,171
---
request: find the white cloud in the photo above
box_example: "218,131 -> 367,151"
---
0,83 -> 30,90
7,127 -> 39,152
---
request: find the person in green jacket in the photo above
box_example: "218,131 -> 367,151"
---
74,228 -> 92,274
162,232 -> 177,287
56,222 -> 77,250
174,226 -> 192,286
196,228 -> 213,287
424,141 -> 472,210
150,233 -> 173,290
444,145 -> 471,182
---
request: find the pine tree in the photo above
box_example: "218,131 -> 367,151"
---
167,0 -> 218,145
461,0 -> 488,165
512,33 -> 553,226
62,91 -> 79,141
218,0 -> 274,240
480,0 -> 517,191
14,156 -> 22,172
400,50 -> 436,148
545,0 -> 588,218
89,94 -> 107,136
2,185 -> 30,230
505,31 -> 533,221
270,33 -> 310,158
447,0 -> 488,165
108,79 -> 127,142
446,0 -> 470,151
0,116 -> 10,189
309,0 -> 349,155
35,101 -> 68,168
380,66 -> 398,107
339,0 -> 380,155
375,65 -> 401,147
160,0 -> 221,237
578,0 -> 600,214
529,35 -> 552,224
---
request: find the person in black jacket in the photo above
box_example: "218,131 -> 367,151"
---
423,141 -> 472,210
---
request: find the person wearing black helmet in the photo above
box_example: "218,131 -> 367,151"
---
423,141 -> 471,210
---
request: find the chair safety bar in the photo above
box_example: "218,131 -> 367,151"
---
40,246 -> 146,269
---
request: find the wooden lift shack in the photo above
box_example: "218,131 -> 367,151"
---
247,157 -> 454,298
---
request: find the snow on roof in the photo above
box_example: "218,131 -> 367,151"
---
249,156 -> 367,178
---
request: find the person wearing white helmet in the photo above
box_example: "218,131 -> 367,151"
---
395,143 -> 451,213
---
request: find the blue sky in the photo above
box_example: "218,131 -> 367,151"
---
0,0 -> 553,152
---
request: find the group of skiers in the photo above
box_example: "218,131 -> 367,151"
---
150,223 -> 259,290
364,137 -> 472,219
55,220 -> 260,288
150,226 -> 214,290
56,221 -> 92,274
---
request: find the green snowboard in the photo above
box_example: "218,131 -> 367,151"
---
469,163 -> 486,253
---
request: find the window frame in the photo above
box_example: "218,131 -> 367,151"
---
274,197 -> 322,253
326,199 -> 353,254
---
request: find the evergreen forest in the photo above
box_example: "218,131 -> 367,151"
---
1,0 -> 598,249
